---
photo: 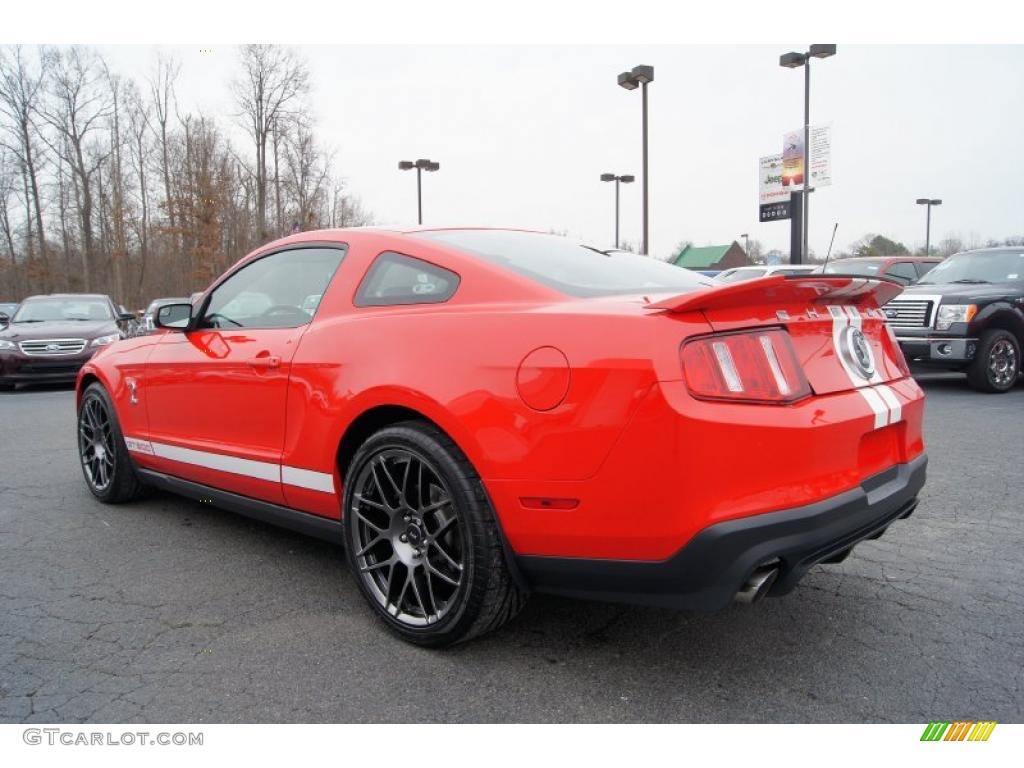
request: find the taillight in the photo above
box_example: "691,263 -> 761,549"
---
681,328 -> 811,404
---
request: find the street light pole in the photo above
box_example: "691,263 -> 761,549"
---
641,78 -> 649,256
601,173 -> 634,249
916,198 -> 942,256
398,158 -> 440,225
741,233 -> 749,257
803,57 -> 811,264
416,165 -> 423,225
779,45 -> 836,264
617,65 -> 654,256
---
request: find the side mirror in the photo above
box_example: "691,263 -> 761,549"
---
155,303 -> 193,330
0,312 -> 8,328
118,312 -> 136,323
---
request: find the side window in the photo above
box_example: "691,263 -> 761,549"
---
355,252 -> 460,307
915,261 -> 938,278
202,246 -> 347,329
885,262 -> 918,283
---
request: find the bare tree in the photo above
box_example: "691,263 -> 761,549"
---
232,45 -> 309,242
0,45 -> 49,284
39,46 -> 112,291
147,54 -> 179,241
0,45 -> 369,302
125,81 -> 150,294
0,149 -> 18,295
283,121 -> 330,230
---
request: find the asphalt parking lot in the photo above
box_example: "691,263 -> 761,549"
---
1,374 -> 1022,723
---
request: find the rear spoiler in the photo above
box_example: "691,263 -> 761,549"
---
645,275 -> 904,314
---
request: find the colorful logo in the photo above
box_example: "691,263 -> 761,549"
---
921,721 -> 997,741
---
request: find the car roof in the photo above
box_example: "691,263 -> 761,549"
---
21,293 -> 112,301
955,246 -> 1024,255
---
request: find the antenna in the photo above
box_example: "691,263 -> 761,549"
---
823,222 -> 839,269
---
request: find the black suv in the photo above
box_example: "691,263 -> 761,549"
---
884,247 -> 1024,392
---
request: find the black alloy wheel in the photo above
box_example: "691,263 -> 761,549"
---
343,422 -> 526,646
77,383 -> 149,502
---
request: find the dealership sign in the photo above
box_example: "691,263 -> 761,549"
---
758,154 -> 791,222
758,125 -> 832,222
780,125 -> 832,192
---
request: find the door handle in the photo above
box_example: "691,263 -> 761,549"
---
248,355 -> 281,369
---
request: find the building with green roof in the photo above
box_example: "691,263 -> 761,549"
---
669,241 -> 750,271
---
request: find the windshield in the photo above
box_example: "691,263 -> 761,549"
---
717,268 -> 767,283
823,260 -> 883,276
413,230 -> 711,298
12,297 -> 113,323
918,250 -> 1024,285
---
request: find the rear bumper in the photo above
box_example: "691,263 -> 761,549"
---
516,454 -> 926,611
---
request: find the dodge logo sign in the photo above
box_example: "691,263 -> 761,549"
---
841,326 -> 876,379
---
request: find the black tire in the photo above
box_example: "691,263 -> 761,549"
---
77,382 -> 150,503
966,329 -> 1020,393
342,421 -> 526,647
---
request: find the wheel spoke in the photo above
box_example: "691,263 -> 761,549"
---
354,508 -> 386,534
429,539 -> 462,572
425,561 -> 460,587
409,569 -> 428,618
360,559 -> 392,574
355,534 -> 386,557
371,460 -> 400,510
431,514 -> 456,539
390,577 -> 409,615
401,455 -> 415,505
353,493 -> 387,513
420,497 -> 452,516
422,563 -> 439,615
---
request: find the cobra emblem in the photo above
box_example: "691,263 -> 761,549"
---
841,326 -> 876,379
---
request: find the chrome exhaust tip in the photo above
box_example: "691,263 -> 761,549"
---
734,564 -> 780,605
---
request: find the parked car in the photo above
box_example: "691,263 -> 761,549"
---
821,256 -> 941,285
142,297 -> 191,333
76,228 -> 926,646
0,294 -> 133,390
884,247 -> 1024,392
0,302 -> 18,327
715,264 -> 818,283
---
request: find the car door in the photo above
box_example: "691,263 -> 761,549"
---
140,245 -> 347,504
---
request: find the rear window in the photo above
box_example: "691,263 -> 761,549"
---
823,260 -> 883,276
718,268 -> 767,283
413,230 -> 709,298
355,252 -> 460,306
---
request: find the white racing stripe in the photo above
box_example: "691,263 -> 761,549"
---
281,465 -> 336,494
123,437 -> 336,494
828,305 -> 903,428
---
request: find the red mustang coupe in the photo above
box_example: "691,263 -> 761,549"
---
76,228 -> 926,646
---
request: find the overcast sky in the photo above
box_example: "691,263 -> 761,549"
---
98,44 -> 1024,259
